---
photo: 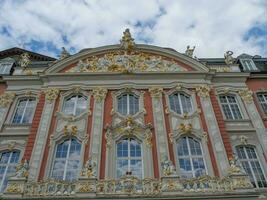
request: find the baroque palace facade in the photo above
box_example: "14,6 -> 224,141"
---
0,29 -> 267,199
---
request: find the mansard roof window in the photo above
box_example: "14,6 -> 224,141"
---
240,59 -> 258,71
0,58 -> 15,75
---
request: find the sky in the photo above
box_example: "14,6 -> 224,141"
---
0,0 -> 267,58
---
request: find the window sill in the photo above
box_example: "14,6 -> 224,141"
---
224,119 -> 254,132
1,123 -> 31,135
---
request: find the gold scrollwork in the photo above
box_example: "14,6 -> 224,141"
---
92,87 -> 107,102
149,87 -> 163,98
196,85 -> 211,98
0,92 -> 15,107
238,88 -> 253,103
44,88 -> 59,103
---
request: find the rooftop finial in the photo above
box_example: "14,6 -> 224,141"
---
120,28 -> 135,51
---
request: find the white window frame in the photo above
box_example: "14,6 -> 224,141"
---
219,95 -> 243,120
257,93 -> 267,116
236,146 -> 267,188
62,94 -> 87,116
117,93 -> 139,116
176,136 -> 207,178
0,61 -> 13,75
116,138 -> 143,179
0,150 -> 20,192
240,59 -> 257,71
169,92 -> 193,115
11,98 -> 36,124
50,138 -> 82,181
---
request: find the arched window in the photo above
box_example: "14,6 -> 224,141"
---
176,136 -> 206,179
0,150 -> 20,192
51,138 -> 81,181
117,93 -> 139,115
62,95 -> 87,116
169,92 -> 192,115
116,138 -> 142,178
219,95 -> 242,119
236,146 -> 267,188
12,98 -> 36,124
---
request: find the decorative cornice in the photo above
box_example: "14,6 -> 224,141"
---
196,85 -> 211,98
149,87 -> 163,98
0,92 -> 16,108
92,87 -> 107,102
44,88 -> 59,103
238,89 -> 253,103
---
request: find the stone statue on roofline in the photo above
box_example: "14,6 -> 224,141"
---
185,45 -> 195,57
120,28 -> 135,51
59,47 -> 70,60
224,50 -> 234,65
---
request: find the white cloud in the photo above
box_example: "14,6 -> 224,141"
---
0,0 -> 266,58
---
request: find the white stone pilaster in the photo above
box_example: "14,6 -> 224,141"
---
89,88 -> 107,179
197,86 -> 229,176
149,87 -> 169,177
28,89 -> 59,181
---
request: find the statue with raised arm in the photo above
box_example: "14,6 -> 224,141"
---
224,51 -> 234,65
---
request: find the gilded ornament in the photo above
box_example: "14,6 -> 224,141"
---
67,52 -> 186,73
238,89 -> 253,103
80,158 -> 97,178
79,183 -> 95,193
0,92 -> 15,107
196,85 -> 211,98
92,87 -> 107,102
228,154 -> 245,175
120,28 -> 135,51
63,125 -> 78,136
44,88 -> 59,103
6,183 -> 22,193
179,123 -> 192,134
161,156 -> 177,176
15,160 -> 29,178
202,132 -> 208,142
149,87 -> 163,98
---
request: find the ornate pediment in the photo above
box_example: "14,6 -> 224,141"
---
66,51 -> 188,73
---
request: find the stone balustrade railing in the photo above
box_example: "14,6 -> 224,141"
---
3,174 -> 254,198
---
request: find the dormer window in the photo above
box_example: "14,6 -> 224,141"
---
0,58 -> 14,75
240,59 -> 257,71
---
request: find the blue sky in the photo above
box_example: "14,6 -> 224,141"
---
0,0 -> 267,58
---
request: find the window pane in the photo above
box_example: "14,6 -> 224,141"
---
12,98 -> 36,124
116,138 -> 142,178
177,137 -> 206,179
220,95 -> 242,120
51,138 -> 81,181
258,94 -> 267,115
236,146 -> 267,188
0,151 -> 20,192
118,95 -> 127,115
